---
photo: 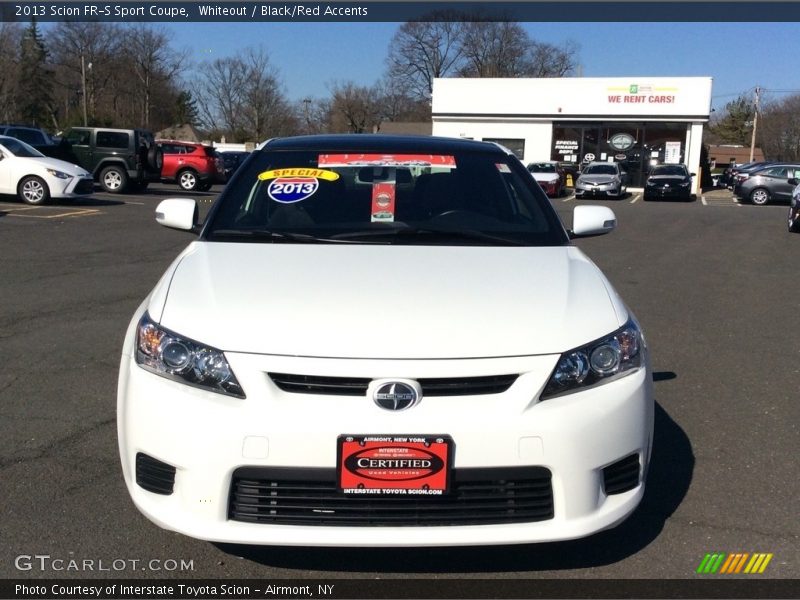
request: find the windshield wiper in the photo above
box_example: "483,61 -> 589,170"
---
207,229 -> 384,244
331,227 -> 529,246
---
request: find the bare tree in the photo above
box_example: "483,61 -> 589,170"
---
458,21 -> 532,77
238,47 -> 298,140
0,24 -> 21,122
194,47 -> 295,141
49,22 -> 120,127
525,39 -> 579,77
386,17 -> 465,101
759,94 -> 800,162
327,81 -> 382,133
122,24 -> 186,128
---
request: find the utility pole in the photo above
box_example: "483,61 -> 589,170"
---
81,52 -> 88,126
749,86 -> 760,163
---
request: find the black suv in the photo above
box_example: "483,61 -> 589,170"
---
56,127 -> 163,193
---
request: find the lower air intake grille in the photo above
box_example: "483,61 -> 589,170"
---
136,452 -> 176,495
229,466 -> 553,526
602,454 -> 641,495
268,373 -> 518,396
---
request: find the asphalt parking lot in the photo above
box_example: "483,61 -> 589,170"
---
0,183 -> 797,593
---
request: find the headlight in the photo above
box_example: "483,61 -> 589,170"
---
646,179 -> 656,186
46,168 -> 71,179
541,320 -> 644,400
135,312 -> 245,398
680,181 -> 691,187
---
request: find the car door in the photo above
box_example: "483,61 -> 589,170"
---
64,128 -> 93,171
779,167 -> 800,200
0,142 -> 12,193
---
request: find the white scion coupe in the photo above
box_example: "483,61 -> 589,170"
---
0,135 -> 94,204
118,135 -> 654,547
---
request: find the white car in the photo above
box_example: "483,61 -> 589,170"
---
0,135 -> 93,204
118,135 -> 654,547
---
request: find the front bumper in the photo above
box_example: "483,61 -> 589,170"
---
118,328 -> 654,547
645,185 -> 691,199
50,175 -> 94,198
575,182 -> 622,197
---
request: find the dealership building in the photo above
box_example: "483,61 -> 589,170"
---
431,77 -> 713,192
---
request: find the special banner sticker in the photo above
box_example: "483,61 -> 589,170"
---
259,168 -> 339,204
258,168 -> 340,181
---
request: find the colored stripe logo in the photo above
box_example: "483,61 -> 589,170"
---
697,552 -> 773,574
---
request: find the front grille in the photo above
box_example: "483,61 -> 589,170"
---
74,178 -> 94,194
136,452 -> 176,495
602,454 -> 640,495
268,373 -> 518,397
229,466 -> 553,526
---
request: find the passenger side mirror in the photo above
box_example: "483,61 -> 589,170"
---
155,198 -> 200,233
570,205 -> 617,238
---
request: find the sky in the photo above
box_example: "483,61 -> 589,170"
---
156,21 -> 800,112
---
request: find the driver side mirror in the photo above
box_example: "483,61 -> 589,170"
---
155,198 -> 201,233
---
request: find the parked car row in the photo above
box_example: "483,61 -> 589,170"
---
0,124 -> 252,203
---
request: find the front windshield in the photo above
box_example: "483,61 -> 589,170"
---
584,164 -> 618,175
528,163 -> 557,173
205,149 -> 568,246
651,165 -> 687,176
0,137 -> 45,158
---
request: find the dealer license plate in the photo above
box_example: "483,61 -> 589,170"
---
337,435 -> 452,496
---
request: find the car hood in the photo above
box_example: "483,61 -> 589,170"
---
578,174 -> 619,184
150,242 -> 627,359
531,173 -> 560,184
26,155 -> 91,176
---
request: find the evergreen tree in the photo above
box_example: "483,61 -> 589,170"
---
175,90 -> 199,125
16,19 -> 53,127
710,95 -> 755,146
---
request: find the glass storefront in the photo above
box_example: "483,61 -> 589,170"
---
551,122 -> 687,187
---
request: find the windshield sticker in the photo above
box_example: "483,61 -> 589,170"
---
318,153 -> 456,168
371,183 -> 396,223
267,177 -> 319,203
258,168 -> 340,181
495,163 -> 511,173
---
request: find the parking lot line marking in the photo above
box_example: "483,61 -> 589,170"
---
562,194 -> 575,202
701,196 -> 707,205
7,208 -> 101,219
0,205 -> 40,212
630,194 -> 640,204
123,201 -> 146,205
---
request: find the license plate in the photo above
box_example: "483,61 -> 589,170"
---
337,435 -> 452,496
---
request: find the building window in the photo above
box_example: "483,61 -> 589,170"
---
482,138 -> 525,159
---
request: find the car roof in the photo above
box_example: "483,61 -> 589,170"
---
260,134 -> 510,155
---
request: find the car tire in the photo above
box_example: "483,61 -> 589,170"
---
100,165 -> 128,193
178,169 -> 199,191
18,175 -> 50,205
789,208 -> 800,232
148,145 -> 164,171
749,188 -> 770,206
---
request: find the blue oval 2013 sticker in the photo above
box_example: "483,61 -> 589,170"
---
267,177 -> 319,203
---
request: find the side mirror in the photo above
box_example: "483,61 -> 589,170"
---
789,178 -> 798,186
690,172 -> 696,177
155,198 -> 200,232
570,205 -> 617,238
